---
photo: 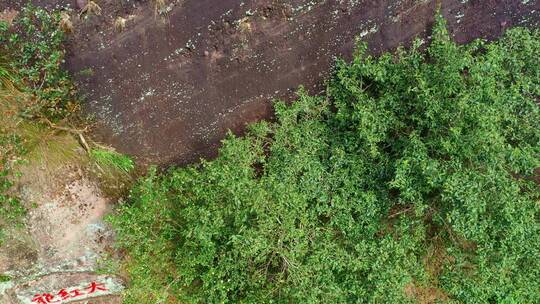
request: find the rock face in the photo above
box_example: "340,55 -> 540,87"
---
11,274 -> 123,304
4,1 -> 540,165
76,0 -> 87,10
0,144 -> 125,303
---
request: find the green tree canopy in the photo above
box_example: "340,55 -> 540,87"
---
109,16 -> 540,303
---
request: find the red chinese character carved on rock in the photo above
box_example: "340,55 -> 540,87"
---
31,294 -> 48,304
69,288 -> 85,297
85,281 -> 108,294
31,282 -> 106,303
31,293 -> 59,303
57,289 -> 71,300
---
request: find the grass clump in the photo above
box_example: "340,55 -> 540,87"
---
90,148 -> 135,197
91,148 -> 135,174
109,15 -> 540,304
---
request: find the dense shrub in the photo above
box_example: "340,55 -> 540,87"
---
0,6 -> 76,243
0,5 -> 76,120
109,16 -> 540,303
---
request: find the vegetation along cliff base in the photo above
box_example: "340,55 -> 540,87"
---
109,16 -> 540,304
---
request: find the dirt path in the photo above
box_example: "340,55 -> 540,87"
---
0,146 -> 124,303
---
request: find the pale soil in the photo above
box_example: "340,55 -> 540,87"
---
0,137 -> 125,303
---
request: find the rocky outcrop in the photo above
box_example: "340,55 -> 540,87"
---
0,159 -> 125,304
61,0 -> 540,164
2,1 -> 539,165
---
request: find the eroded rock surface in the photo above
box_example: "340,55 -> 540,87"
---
12,274 -> 123,304
0,157 -> 124,303
2,1 -> 539,164
64,0 -> 540,164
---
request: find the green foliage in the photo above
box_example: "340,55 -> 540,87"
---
0,6 -> 76,244
90,148 -> 135,197
108,168 -> 180,303
110,16 -> 540,303
0,131 -> 26,246
0,5 -> 76,119
0,54 -> 14,91
91,148 -> 135,174
0,274 -> 12,282
0,63 -> 26,246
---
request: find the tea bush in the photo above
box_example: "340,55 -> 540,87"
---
110,16 -> 539,303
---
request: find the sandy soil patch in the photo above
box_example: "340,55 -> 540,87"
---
0,144 -> 125,303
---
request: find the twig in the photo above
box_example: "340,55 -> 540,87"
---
40,117 -> 87,133
388,205 -> 414,219
39,117 -> 90,152
78,132 -> 90,153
